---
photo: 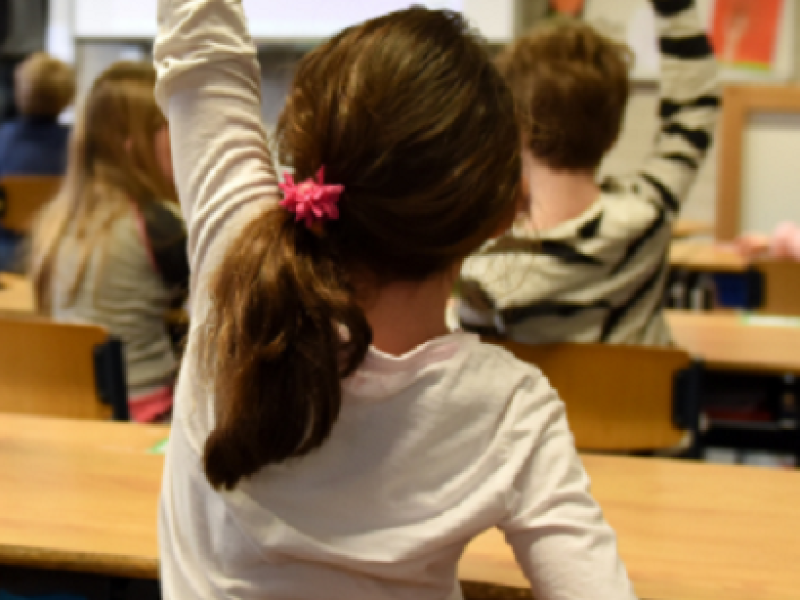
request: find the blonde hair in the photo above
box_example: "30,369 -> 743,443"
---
31,62 -> 177,310
14,52 -> 76,118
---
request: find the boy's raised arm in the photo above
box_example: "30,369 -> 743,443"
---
631,0 -> 720,214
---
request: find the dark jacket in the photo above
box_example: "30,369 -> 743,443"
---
0,116 -> 70,176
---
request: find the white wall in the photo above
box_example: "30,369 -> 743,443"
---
601,1 -> 800,234
52,0 -> 800,235
741,113 -> 800,233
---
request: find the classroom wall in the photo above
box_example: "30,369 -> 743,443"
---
52,0 -> 800,233
602,0 -> 800,232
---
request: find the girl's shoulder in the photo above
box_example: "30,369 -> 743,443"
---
451,339 -> 570,463
458,337 -> 564,422
347,332 -> 556,414
470,339 -> 555,391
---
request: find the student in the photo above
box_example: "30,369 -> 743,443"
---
155,2 -> 636,599
31,62 -> 188,423
0,53 -> 74,271
458,0 -> 720,346
0,52 -> 74,176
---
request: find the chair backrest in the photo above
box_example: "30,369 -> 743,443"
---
0,273 -> 35,315
0,317 -> 119,420
757,260 -> 800,316
0,175 -> 61,233
485,340 -> 692,452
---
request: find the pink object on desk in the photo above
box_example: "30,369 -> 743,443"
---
772,222 -> 800,261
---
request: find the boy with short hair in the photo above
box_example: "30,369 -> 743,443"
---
0,52 -> 75,176
459,0 -> 720,346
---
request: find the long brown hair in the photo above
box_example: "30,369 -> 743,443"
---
201,8 -> 521,490
32,62 -> 177,309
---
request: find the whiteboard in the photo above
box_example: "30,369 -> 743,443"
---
584,0 -> 795,82
74,0 -> 516,43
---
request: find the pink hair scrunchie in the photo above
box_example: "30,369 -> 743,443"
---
279,167 -> 344,229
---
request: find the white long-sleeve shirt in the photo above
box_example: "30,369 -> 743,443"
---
154,1 -> 637,598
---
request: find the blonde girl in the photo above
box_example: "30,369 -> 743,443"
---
31,62 -> 188,422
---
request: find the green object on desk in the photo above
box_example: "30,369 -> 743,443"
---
740,314 -> 800,328
148,438 -> 169,455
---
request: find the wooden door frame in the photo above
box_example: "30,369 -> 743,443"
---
717,84 -> 800,240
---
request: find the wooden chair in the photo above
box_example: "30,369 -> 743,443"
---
0,175 -> 61,233
484,340 -> 701,453
0,273 -> 35,314
757,260 -> 800,316
0,317 -> 129,421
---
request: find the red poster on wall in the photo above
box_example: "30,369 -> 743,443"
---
549,0 -> 587,17
711,0 -> 784,70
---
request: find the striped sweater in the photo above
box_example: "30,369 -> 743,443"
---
459,0 -> 719,347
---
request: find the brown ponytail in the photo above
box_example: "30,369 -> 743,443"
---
202,209 -> 371,490
201,8 -> 521,489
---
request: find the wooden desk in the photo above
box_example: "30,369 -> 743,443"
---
461,455 -> 800,600
0,273 -> 35,314
3,415 -> 800,599
673,219 -> 713,239
669,244 -> 800,315
0,415 -> 166,578
670,241 -> 748,273
667,310 -> 800,374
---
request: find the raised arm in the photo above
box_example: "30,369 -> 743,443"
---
154,0 -> 280,300
625,0 -> 720,215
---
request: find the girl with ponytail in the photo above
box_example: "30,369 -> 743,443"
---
156,2 -> 636,599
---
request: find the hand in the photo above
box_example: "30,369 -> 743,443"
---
772,222 -> 800,260
734,233 -> 771,260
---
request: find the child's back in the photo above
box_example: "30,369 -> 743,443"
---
47,204 -> 179,399
0,116 -> 69,176
0,53 -> 74,177
165,333 -> 629,599
0,53 -> 74,271
459,0 -> 720,346
156,1 -> 636,598
31,62 -> 188,422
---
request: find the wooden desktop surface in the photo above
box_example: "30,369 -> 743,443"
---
666,310 -> 800,374
461,455 -> 800,600
669,241 -> 749,273
672,219 -> 713,240
0,273 -> 35,314
0,415 -> 167,579
1,415 -> 800,599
